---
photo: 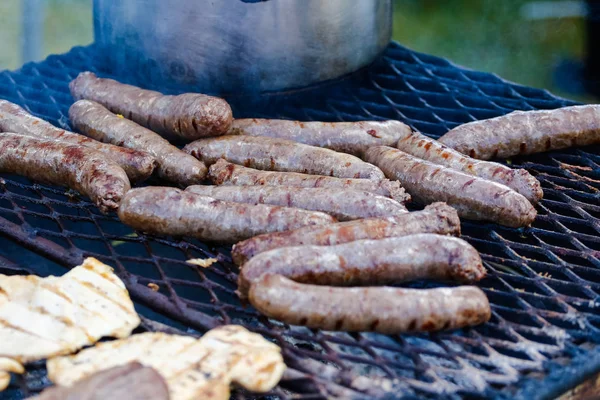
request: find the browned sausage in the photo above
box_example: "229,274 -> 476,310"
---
118,187 -> 336,242
69,100 -> 207,186
183,135 -> 385,179
0,133 -> 130,213
249,275 -> 491,333
231,202 -> 460,266
186,185 -> 407,221
396,129 -> 543,203
208,159 -> 409,202
0,99 -> 155,183
438,105 -> 600,160
238,234 -> 485,298
364,146 -> 536,227
228,119 -> 412,156
69,72 -> 233,140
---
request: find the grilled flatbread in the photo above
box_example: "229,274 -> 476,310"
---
48,325 -> 286,400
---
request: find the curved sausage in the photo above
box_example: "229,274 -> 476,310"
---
231,202 -> 461,266
228,119 -> 412,156
249,275 -> 491,333
69,100 -> 207,186
183,135 -> 385,179
396,129 -> 543,203
208,159 -> 409,202
438,105 -> 600,160
238,234 -> 485,297
69,72 -> 233,140
118,187 -> 336,242
0,133 -> 130,213
0,99 -> 155,183
186,185 -> 407,221
364,146 -> 536,227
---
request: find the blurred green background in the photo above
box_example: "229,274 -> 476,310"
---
0,0 -> 588,100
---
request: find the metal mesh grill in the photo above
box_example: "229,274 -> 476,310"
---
1,42 -> 599,399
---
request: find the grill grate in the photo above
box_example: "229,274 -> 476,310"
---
0,42 -> 599,399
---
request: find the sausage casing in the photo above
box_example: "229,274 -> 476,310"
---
0,133 -> 130,213
0,99 -> 155,183
208,159 -> 409,202
69,72 -> 233,140
183,135 -> 385,179
438,105 -> 600,160
118,187 -> 336,242
231,202 -> 460,266
249,275 -> 491,333
238,234 -> 485,297
364,146 -> 536,227
186,185 -> 407,221
396,129 -> 543,203
69,100 -> 207,186
228,119 -> 413,156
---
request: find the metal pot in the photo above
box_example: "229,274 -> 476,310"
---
93,0 -> 392,95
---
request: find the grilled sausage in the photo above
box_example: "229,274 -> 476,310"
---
118,187 -> 336,242
0,99 -> 155,183
228,119 -> 413,156
69,100 -> 207,186
231,202 -> 460,266
183,135 -> 385,179
249,275 -> 491,333
0,133 -> 130,213
438,105 -> 600,160
186,185 -> 407,221
238,234 -> 485,297
69,72 -> 233,140
396,129 -> 543,203
208,159 -> 409,203
364,146 -> 536,227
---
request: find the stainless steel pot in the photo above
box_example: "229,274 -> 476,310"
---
93,0 -> 392,95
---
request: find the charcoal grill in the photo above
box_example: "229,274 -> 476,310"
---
1,42 -> 600,400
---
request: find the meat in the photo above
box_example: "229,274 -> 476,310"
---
249,275 -> 491,333
0,258 -> 140,392
364,146 -> 537,227
32,363 -> 169,400
228,119 -> 413,156
231,202 -> 461,266
238,234 -> 485,298
395,129 -> 543,203
208,159 -> 409,202
69,100 -> 207,186
47,326 -> 286,400
69,72 -> 233,140
0,99 -> 155,183
186,185 -> 408,221
438,105 -> 600,160
183,135 -> 385,179
0,133 -> 130,213
118,187 -> 336,242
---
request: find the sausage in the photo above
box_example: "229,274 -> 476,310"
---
69,100 -> 207,186
228,119 -> 412,156
0,133 -> 130,213
208,159 -> 409,203
186,185 -> 408,221
438,105 -> 600,160
69,72 -> 233,140
238,234 -> 485,297
118,187 -> 336,242
231,202 -> 460,266
249,275 -> 491,333
364,146 -> 536,227
183,135 -> 385,179
396,129 -> 543,203
0,99 -> 155,183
